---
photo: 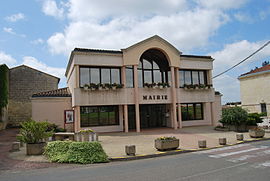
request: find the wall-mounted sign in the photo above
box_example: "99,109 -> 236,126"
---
64,110 -> 74,124
142,95 -> 168,100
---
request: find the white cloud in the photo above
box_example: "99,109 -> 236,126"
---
31,38 -> 44,45
48,0 -> 231,55
213,74 -> 240,104
196,0 -> 248,10
210,40 -> 270,104
211,40 -> 270,76
5,13 -> 25,22
42,0 -> 65,19
0,51 -> 17,66
3,27 -> 15,34
234,12 -> 253,23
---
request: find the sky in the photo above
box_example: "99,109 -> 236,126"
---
1,0 -> 270,104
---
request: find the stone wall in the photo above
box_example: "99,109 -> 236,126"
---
8,65 -> 59,126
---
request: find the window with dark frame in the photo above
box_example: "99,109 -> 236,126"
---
261,103 -> 267,114
138,59 -> 170,87
179,70 -> 207,87
181,103 -> 203,121
79,66 -> 121,87
80,106 -> 119,127
126,66 -> 134,88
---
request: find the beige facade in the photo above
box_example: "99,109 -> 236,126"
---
239,67 -> 270,116
61,35 -> 222,133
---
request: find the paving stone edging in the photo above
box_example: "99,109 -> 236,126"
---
109,137 -> 270,161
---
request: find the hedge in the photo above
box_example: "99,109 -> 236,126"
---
44,141 -> 109,164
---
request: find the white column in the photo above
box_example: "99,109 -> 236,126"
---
124,105 -> 129,132
170,66 -> 178,129
133,65 -> 140,132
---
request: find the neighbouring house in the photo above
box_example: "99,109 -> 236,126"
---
32,35 -> 222,133
7,65 -> 59,127
238,64 -> 270,116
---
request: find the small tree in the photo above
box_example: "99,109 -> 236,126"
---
247,113 -> 263,126
220,107 -> 248,131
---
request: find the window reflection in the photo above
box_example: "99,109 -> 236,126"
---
179,70 -> 207,87
79,67 -> 121,86
126,66 -> 134,88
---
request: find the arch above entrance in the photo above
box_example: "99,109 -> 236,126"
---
122,35 -> 181,67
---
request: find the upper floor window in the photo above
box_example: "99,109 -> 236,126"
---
79,67 -> 121,87
261,103 -> 267,114
126,66 -> 134,88
179,70 -> 207,87
138,49 -> 170,88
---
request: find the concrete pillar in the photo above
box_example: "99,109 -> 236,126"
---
177,103 -> 182,128
170,66 -> 178,129
208,70 -> 213,85
74,106 -> 80,132
124,104 -> 129,132
122,66 -> 126,87
210,102 -> 214,126
133,65 -> 140,132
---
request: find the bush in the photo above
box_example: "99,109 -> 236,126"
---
220,107 -> 248,126
247,113 -> 263,126
17,119 -> 53,144
44,141 -> 109,164
46,123 -> 66,132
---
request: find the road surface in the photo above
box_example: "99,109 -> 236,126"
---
1,140 -> 270,181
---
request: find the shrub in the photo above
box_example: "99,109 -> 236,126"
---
17,120 -> 53,144
156,136 -> 177,140
247,113 -> 263,126
44,141 -> 109,164
46,123 -> 66,132
220,107 -> 248,126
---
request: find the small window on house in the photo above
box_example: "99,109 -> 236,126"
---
261,103 -> 267,114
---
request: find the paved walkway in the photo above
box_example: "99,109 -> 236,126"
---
0,128 -> 60,172
3,126 -> 270,170
99,126 -> 270,158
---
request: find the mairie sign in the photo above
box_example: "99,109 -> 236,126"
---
142,95 -> 168,100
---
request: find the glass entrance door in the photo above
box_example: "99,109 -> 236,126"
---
139,104 -> 167,128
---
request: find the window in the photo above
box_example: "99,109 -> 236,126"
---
261,103 -> 267,114
181,103 -> 203,121
80,106 -> 119,127
179,70 -> 207,87
138,59 -> 170,87
79,67 -> 121,87
126,66 -> 134,88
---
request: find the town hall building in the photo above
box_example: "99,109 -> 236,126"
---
32,35 -> 222,133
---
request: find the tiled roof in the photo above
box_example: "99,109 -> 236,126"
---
32,87 -> 71,98
240,64 -> 270,77
73,48 -> 123,54
181,54 -> 213,59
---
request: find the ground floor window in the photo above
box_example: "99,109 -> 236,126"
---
181,103 -> 203,121
80,106 -> 119,127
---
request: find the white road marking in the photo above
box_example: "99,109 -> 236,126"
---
195,144 -> 251,154
209,146 -> 268,158
177,162 -> 248,180
227,149 -> 270,162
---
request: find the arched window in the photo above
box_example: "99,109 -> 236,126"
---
138,49 -> 170,87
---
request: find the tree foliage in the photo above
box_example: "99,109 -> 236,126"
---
0,65 -> 9,108
220,107 -> 248,126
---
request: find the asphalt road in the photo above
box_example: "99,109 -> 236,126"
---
1,140 -> 270,181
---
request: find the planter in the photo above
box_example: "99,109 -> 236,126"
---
26,142 -> 46,155
155,139 -> 179,151
249,129 -> 265,138
80,132 -> 98,142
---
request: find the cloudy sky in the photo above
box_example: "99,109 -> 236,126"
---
1,0 -> 270,104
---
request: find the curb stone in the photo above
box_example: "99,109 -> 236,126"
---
109,137 -> 270,162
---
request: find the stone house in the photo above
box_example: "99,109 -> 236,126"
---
8,65 -> 59,127
239,64 -> 270,116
